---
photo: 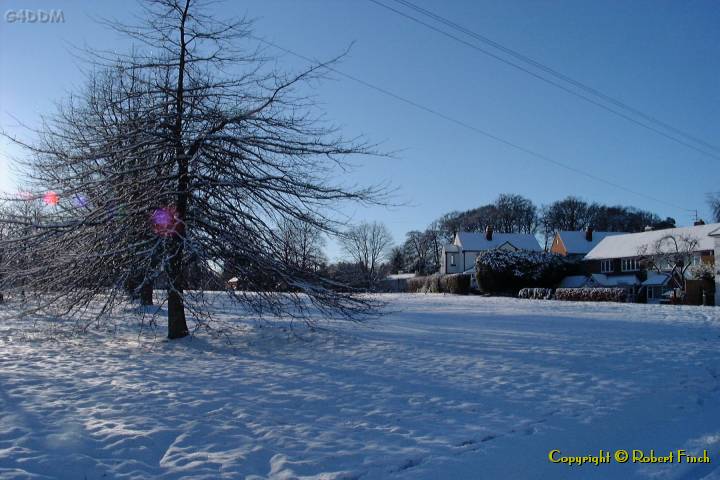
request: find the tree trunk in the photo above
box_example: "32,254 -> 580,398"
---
167,238 -> 189,339
166,0 -> 190,341
167,287 -> 188,338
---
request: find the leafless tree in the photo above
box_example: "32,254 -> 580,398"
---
708,193 -> 720,223
0,0 -> 386,338
340,222 -> 393,288
403,230 -> 434,275
494,193 -> 537,234
637,234 -> 701,290
424,221 -> 443,272
276,219 -> 328,274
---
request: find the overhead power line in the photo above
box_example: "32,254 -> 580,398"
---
368,0 -> 720,163
255,37 -> 694,214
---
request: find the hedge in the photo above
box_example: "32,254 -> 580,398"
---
554,288 -> 627,303
406,273 -> 471,295
440,273 -> 471,295
406,275 -> 427,293
517,288 -> 554,300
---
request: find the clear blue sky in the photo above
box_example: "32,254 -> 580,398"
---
1,0 -> 719,260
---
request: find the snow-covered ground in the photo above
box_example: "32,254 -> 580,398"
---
1,294 -> 720,479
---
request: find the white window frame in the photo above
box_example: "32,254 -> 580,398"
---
600,259 -> 612,273
621,258 -> 639,272
450,254 -> 456,266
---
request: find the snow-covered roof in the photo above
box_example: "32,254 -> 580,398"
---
590,273 -> 640,287
584,223 -> 720,260
642,272 -> 672,287
556,231 -> 624,255
454,231 -> 541,252
710,226 -> 720,237
443,244 -> 460,253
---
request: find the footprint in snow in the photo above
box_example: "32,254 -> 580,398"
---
395,456 -> 424,472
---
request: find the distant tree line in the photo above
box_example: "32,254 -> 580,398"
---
259,192 -> 720,285
388,194 -> 679,276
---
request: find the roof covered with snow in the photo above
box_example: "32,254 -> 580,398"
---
556,231 -> 624,255
590,273 -> 640,287
454,231 -> 542,252
642,272 -> 672,286
584,223 -> 720,260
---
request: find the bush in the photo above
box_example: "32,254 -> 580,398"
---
554,288 -> 627,303
406,273 -> 471,294
441,273 -> 471,295
475,249 -> 576,294
406,275 -> 427,293
518,287 -> 553,300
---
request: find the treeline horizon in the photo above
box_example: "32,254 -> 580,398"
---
437,194 -> 679,243
391,194 -> 681,276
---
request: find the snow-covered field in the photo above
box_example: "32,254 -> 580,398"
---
1,294 -> 720,480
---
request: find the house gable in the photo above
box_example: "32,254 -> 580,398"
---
550,234 -> 568,256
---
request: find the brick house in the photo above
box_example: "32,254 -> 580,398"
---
550,228 -> 624,259
582,222 -> 719,304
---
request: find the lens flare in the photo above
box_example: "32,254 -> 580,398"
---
43,191 -> 59,206
151,206 -> 180,237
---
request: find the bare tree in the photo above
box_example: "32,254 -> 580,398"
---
425,221 -> 443,272
403,230 -> 433,275
0,0 -> 385,338
494,193 -> 537,234
637,234 -> 701,291
387,246 -> 405,274
708,193 -> 720,222
340,222 -> 393,288
276,219 -> 328,274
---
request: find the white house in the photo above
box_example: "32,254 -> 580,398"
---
712,226 -> 720,306
440,226 -> 542,275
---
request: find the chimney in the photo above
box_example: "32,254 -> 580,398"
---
585,227 -> 593,242
694,219 -> 706,226
485,225 -> 493,241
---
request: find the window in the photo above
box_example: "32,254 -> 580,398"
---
621,258 -> 639,272
450,254 -> 456,266
600,259 -> 612,273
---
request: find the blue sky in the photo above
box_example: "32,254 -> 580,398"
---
1,0 -> 719,259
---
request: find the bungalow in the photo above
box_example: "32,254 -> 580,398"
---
550,228 -> 624,259
583,222 -> 719,304
440,226 -> 542,275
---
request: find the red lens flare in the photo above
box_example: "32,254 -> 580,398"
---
43,191 -> 59,206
